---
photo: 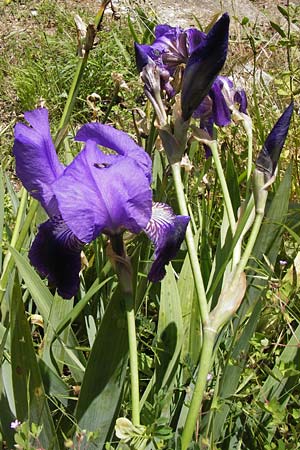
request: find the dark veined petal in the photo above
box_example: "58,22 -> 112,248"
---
210,79 -> 232,126
255,102 -> 293,180
29,216 -> 83,299
185,28 -> 206,54
13,108 -> 64,215
155,24 -> 181,39
134,42 -> 153,72
52,140 -> 152,242
75,122 -> 152,183
181,13 -> 229,121
144,202 -> 190,282
234,89 -> 248,113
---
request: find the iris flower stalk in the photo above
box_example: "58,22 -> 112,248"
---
13,108 -> 190,425
135,14 -> 230,164
181,102 -> 293,450
135,14 -> 230,325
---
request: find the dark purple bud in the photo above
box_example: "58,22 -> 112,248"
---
255,102 -> 293,181
181,13 -> 229,121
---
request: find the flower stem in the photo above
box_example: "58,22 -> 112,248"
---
232,192 -> 267,286
181,327 -> 216,450
125,293 -> 140,426
209,141 -> 236,235
110,235 -> 140,425
171,162 -> 209,325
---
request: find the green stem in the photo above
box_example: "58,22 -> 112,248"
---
111,235 -> 140,425
0,198 -> 38,303
209,141 -> 236,234
10,188 -> 27,249
125,293 -> 140,426
171,163 -> 209,325
181,327 -> 216,450
232,194 -> 266,285
55,0 -> 110,146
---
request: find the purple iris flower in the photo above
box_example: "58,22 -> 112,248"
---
193,76 -> 248,156
135,25 -> 205,76
255,102 -> 293,182
134,15 -> 230,122
194,76 -> 248,127
13,108 -> 189,298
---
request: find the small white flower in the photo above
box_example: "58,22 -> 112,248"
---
10,419 -> 21,429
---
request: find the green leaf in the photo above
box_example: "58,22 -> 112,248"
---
9,247 -> 86,381
257,323 -> 300,439
270,21 -> 286,38
10,275 -> 59,450
155,264 -> 183,392
9,246 -> 53,319
211,164 -> 292,440
127,15 -> 139,43
38,358 -> 69,409
178,241 -> 200,378
277,5 -> 289,19
0,168 -> 4,270
75,287 -> 128,449
0,327 -> 15,449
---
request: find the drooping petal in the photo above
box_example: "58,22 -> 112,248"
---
210,79 -> 232,126
75,122 -> 152,183
234,89 -> 248,113
13,108 -> 64,215
181,13 -> 229,121
29,216 -> 83,299
255,102 -> 294,180
144,202 -> 189,282
52,140 -> 152,242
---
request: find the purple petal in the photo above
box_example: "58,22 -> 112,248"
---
134,42 -> 152,72
255,102 -> 293,179
181,13 -> 229,121
210,79 -> 231,126
13,108 -> 64,215
144,202 -> 190,282
234,89 -> 248,113
186,28 -> 206,54
193,95 -> 213,119
29,217 -> 83,299
75,123 -> 152,183
200,116 -> 214,158
155,24 -> 181,39
52,140 -> 152,242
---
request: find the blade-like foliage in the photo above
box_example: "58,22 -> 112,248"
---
10,275 -> 59,450
211,164 -> 292,440
75,287 -> 129,449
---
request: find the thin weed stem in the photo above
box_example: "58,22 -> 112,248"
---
171,162 -> 209,325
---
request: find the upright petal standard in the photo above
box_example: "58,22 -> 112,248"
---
13,108 -> 189,298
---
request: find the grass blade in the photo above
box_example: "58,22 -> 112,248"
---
75,287 -> 128,449
10,275 -> 59,450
